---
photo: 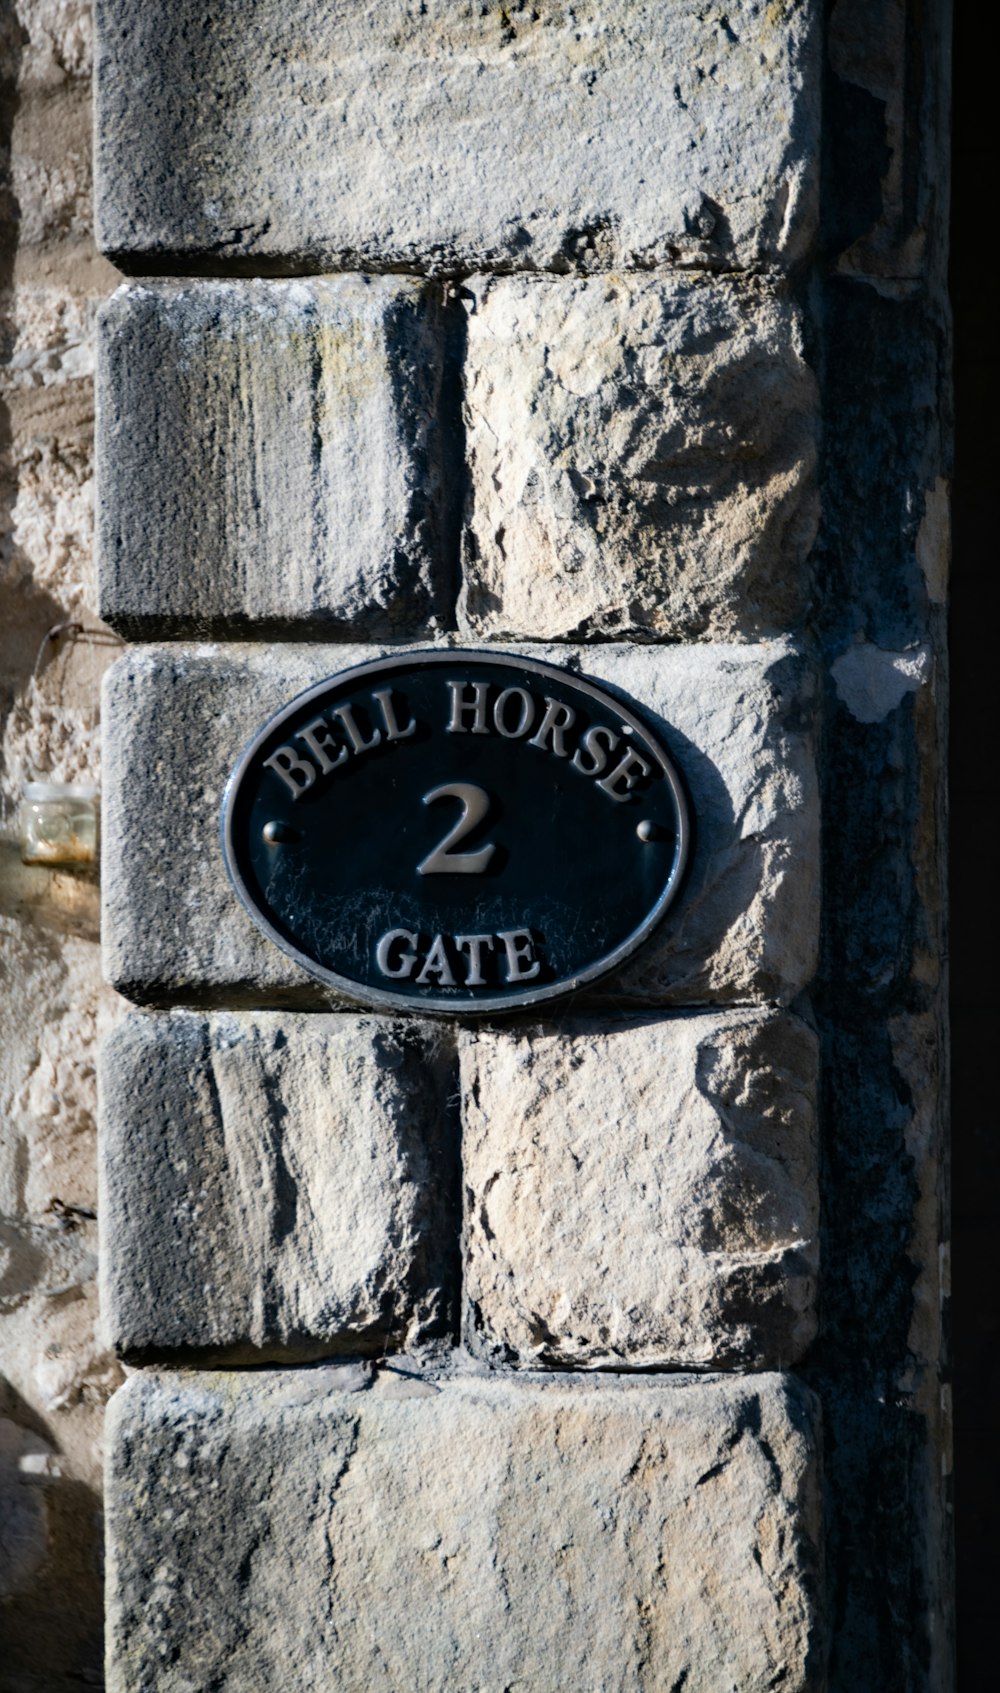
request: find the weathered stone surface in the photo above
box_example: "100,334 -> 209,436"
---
463,1009 -> 819,1369
106,1368 -> 824,1693
99,1012 -> 456,1362
11,75 -> 93,250
460,273 -> 819,640
96,278 -> 446,638
101,640 -> 819,1007
0,18 -> 126,1687
12,1 -> 93,87
94,0 -> 820,274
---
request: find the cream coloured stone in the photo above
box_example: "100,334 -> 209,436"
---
101,640 -> 819,1007
94,0 -> 820,273
462,1009 -> 819,1369
0,17 -> 125,1681
99,1012 -> 457,1361
460,273 -> 819,640
15,2 -> 93,86
3,282 -> 98,612
96,278 -> 447,637
10,72 -> 93,251
106,1368 -> 824,1693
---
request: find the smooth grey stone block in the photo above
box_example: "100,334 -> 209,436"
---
101,639 -> 819,1008
106,1368 -> 824,1693
94,0 -> 820,275
97,278 -> 446,638
99,1012 -> 456,1362
462,1008 -> 819,1370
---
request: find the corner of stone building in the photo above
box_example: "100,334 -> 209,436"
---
1,1 -> 954,1689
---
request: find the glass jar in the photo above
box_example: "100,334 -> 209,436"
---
20,781 -> 98,867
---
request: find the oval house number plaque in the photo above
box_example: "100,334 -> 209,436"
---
222,651 -> 690,1014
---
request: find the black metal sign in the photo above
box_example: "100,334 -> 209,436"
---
222,651 -> 690,1013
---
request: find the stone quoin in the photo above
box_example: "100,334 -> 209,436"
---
0,1 -> 943,1689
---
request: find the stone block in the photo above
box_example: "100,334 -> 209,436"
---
94,0 -> 820,274
460,273 -> 819,640
462,1009 -> 819,1370
106,1368 -> 824,1693
99,1012 -> 456,1362
96,278 -> 446,638
101,640 -> 818,1007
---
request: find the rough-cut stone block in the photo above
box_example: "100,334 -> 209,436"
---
101,640 -> 818,1007
99,1012 -> 455,1362
94,0 -> 820,274
462,1009 -> 819,1370
460,274 -> 819,641
96,278 -> 446,638
106,1368 -> 824,1693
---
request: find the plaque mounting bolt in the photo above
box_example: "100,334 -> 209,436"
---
263,820 -> 299,844
636,820 -> 663,843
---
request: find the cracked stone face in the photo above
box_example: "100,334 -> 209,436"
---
461,1009 -> 820,1370
106,1368 -> 824,1693
459,273 -> 819,642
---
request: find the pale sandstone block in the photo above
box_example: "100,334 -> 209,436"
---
460,273 -> 819,640
106,1368 -> 824,1693
101,641 -> 819,1008
99,1012 -> 455,1362
462,1009 -> 819,1370
96,278 -> 446,637
94,0 -> 820,274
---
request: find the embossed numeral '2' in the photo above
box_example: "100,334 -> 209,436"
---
417,783 -> 496,875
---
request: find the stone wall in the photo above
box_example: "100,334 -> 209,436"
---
1,2 -> 951,1688
1,5 -> 122,1688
